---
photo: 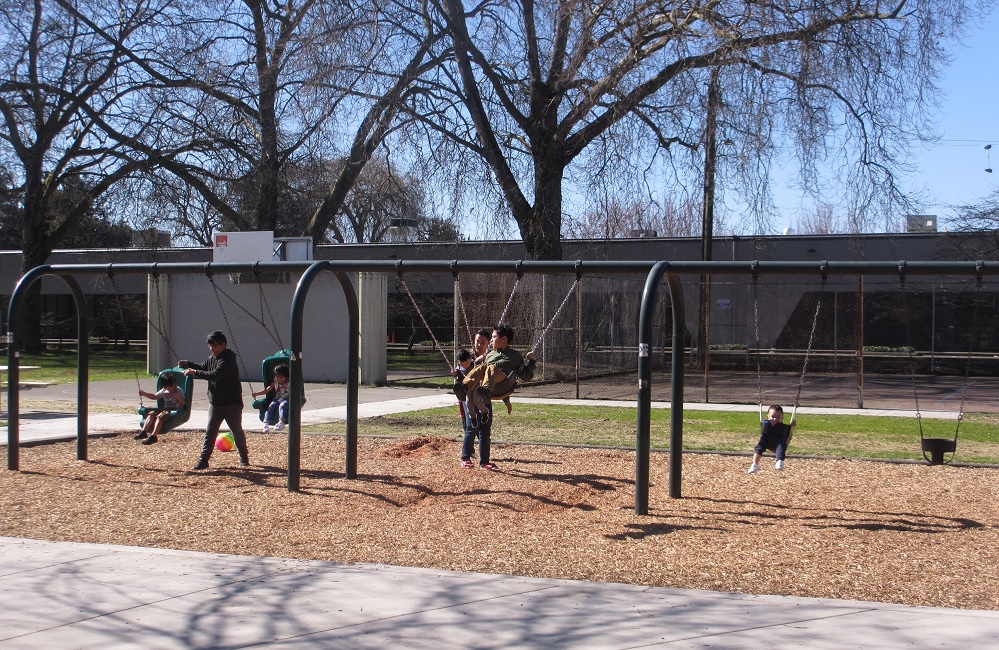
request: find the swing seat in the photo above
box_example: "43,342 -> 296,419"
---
137,368 -> 194,434
251,349 -> 306,424
921,438 -> 956,465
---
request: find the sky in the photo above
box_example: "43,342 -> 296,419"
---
870,13 -> 999,226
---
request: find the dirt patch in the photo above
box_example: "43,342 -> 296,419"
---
382,435 -> 450,458
2,432 -> 998,611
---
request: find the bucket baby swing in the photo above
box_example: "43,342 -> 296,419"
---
899,265 -> 981,465
207,265 -> 305,425
107,270 -> 195,434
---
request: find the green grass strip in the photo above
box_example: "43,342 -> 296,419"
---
305,404 -> 999,465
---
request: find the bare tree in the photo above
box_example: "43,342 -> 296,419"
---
796,203 -> 839,235
0,0 -> 189,348
423,0 -> 976,260
567,198 -> 700,239
946,191 -> 999,259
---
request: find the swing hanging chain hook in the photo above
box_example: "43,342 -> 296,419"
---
515,260 -> 523,280
897,260 -> 906,289
750,260 -> 759,284
450,260 -> 459,282
976,261 -> 984,289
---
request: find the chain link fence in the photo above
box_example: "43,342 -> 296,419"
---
387,271 -> 999,411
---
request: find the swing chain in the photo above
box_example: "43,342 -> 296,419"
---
899,269 -> 925,440
252,262 -> 285,351
150,272 -> 181,362
530,274 -> 579,355
452,265 -> 473,350
206,266 -> 283,351
106,269 -> 145,404
207,270 -> 257,393
497,261 -> 524,327
396,269 -> 454,370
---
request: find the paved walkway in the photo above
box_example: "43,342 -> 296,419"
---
2,536 -> 997,649
4,383 -> 992,648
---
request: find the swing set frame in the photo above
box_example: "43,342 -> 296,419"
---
6,259 -> 997,517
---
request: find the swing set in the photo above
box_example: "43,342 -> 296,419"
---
750,266 -> 825,448
899,265 -> 982,465
108,270 -> 195,435
110,265 -> 305,434
396,265 -> 580,407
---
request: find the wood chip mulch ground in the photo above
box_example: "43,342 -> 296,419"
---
2,432 -> 998,611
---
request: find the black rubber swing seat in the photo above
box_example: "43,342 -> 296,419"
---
921,437 -> 957,465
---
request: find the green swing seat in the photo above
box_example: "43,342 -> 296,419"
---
251,349 -> 306,424
136,367 -> 194,434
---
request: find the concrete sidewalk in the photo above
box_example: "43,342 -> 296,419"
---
2,536 -> 997,649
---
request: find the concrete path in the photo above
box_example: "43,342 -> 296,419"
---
2,536 -> 997,649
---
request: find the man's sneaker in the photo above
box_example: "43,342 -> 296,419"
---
460,459 -> 474,469
134,432 -> 148,440
239,458 -> 250,467
141,435 -> 158,445
480,462 -> 497,470
775,459 -> 785,471
275,420 -> 285,432
191,461 -> 209,471
747,463 -> 759,474
262,423 -> 270,433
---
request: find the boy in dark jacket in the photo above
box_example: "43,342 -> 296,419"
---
180,330 -> 249,470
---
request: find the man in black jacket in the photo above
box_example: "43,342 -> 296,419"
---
179,330 -> 249,470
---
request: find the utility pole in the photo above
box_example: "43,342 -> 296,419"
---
697,68 -> 720,401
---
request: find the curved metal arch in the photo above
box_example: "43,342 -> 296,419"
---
7,267 -> 90,470
288,261 -> 360,491
636,262 -> 686,514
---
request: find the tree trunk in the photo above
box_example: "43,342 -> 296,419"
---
518,153 -> 565,261
19,212 -> 51,352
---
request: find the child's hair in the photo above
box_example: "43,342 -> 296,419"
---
456,349 -> 472,363
274,363 -> 289,379
493,323 -> 515,343
206,330 -> 227,345
768,404 -> 784,414
159,372 -> 176,387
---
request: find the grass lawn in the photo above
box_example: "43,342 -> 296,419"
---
306,404 -> 999,465
13,349 -> 150,383
13,348 -> 999,464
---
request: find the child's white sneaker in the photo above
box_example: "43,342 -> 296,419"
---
747,463 -> 759,474
775,459 -> 785,471
275,420 -> 285,432
262,422 -> 270,433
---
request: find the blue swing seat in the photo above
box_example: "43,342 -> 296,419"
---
251,349 -> 306,423
136,367 -> 194,434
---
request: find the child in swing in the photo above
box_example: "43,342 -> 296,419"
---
451,348 -> 474,403
135,372 -> 186,446
463,324 -> 536,421
251,363 -> 290,432
748,404 -> 795,473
